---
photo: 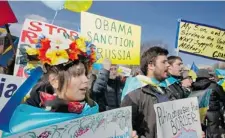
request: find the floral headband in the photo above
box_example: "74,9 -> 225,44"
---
24,33 -> 98,72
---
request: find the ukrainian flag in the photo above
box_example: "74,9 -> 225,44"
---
189,89 -> 212,123
189,62 -> 199,81
121,75 -> 167,101
215,69 -> 225,79
0,25 -> 10,34
0,38 -> 19,67
218,78 -> 225,91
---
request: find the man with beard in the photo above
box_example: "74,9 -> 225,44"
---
121,46 -> 176,138
166,56 -> 188,99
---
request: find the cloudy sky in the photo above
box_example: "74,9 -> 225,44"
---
8,1 -> 225,67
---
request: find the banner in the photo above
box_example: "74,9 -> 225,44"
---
13,19 -> 79,78
6,106 -> 132,138
176,19 -> 225,61
0,74 -> 25,112
81,12 -> 141,65
154,97 -> 202,138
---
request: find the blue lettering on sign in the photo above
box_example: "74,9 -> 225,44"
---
0,78 -> 18,98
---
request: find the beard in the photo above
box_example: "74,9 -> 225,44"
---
153,69 -> 167,82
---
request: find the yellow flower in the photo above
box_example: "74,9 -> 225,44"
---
26,63 -> 36,69
76,37 -> 86,52
26,48 -> 39,55
46,49 -> 69,65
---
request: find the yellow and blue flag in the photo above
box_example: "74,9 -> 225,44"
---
215,69 -> 225,79
218,78 -> 225,91
189,62 -> 199,81
121,75 -> 167,101
189,89 -> 212,123
0,37 -> 18,67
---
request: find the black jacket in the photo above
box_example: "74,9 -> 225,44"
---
192,78 -> 225,138
25,81 -> 54,107
121,85 -> 176,138
92,69 -> 124,112
167,75 -> 190,99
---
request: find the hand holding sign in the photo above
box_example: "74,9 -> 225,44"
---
132,131 -> 138,138
102,58 -> 112,71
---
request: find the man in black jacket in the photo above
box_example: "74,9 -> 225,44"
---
167,56 -> 188,99
92,59 -> 124,112
121,46 -> 176,138
192,69 -> 225,138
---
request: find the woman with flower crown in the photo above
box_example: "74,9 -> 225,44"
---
21,34 -> 98,113
1,34 -> 138,138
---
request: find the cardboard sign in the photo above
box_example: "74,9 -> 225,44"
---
7,107 -> 132,138
81,12 -> 141,65
154,97 -> 202,138
0,74 -> 25,112
177,20 -> 225,61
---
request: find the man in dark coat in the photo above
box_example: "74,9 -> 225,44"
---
121,46 -> 176,138
92,59 -> 124,112
192,69 -> 225,138
167,56 -> 188,99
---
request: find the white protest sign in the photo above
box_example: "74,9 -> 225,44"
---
0,74 -> 25,112
154,97 -> 202,138
8,107 -> 132,138
117,66 -> 131,76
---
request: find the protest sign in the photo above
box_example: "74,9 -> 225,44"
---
176,19 -> 225,61
6,106 -> 132,138
0,74 -> 25,112
117,66 -> 131,76
0,67 -> 43,133
13,19 -> 79,78
154,97 -> 202,138
81,12 -> 141,65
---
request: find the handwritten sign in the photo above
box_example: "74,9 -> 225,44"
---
0,74 -> 25,112
177,20 -> 225,61
81,12 -> 141,65
6,107 -> 132,138
117,66 -> 131,76
154,97 -> 202,138
13,19 -> 79,78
